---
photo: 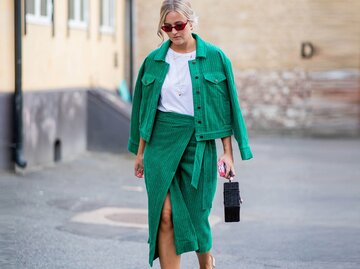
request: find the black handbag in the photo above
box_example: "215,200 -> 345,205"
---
223,180 -> 242,222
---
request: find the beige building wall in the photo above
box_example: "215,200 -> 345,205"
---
22,0 -> 125,91
135,0 -> 360,136
135,0 -> 360,71
1,0 -> 126,93
195,0 -> 360,71
0,1 -> 15,93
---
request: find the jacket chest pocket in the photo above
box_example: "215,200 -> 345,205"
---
203,72 -> 231,124
204,72 -> 227,94
141,74 -> 157,101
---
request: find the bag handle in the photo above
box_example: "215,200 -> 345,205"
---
227,171 -> 243,204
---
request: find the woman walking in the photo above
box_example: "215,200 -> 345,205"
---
128,1 -> 253,268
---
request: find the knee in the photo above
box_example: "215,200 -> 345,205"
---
160,208 -> 173,231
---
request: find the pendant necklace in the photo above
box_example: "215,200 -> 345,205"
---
170,49 -> 195,97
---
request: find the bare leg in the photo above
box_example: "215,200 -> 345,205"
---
197,252 -> 214,269
158,193 -> 181,269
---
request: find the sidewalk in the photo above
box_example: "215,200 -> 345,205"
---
1,136 -> 360,269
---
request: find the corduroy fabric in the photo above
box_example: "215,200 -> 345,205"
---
128,34 -> 253,161
143,111 -> 217,267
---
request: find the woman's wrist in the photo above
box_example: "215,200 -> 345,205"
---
137,138 -> 146,157
222,146 -> 233,155
221,137 -> 233,156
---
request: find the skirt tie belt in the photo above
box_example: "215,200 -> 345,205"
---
191,140 -> 215,209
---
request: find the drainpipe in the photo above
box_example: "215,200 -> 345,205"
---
14,0 -> 27,168
129,0 -> 134,99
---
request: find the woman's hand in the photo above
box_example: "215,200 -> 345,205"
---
218,153 -> 235,179
219,136 -> 236,179
134,153 -> 144,178
134,138 -> 146,178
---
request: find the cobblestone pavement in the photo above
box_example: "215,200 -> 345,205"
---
1,137 -> 360,269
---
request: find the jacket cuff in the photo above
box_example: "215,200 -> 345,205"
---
128,139 -> 139,155
239,146 -> 253,160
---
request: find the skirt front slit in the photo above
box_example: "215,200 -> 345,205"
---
143,111 -> 217,267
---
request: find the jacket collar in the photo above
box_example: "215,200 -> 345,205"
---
154,33 -> 207,61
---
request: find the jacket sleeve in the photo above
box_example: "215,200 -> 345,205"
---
221,53 -> 253,160
127,59 -> 147,155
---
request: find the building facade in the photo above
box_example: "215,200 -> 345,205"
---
1,0 -> 360,171
135,0 -> 360,136
0,0 -> 130,170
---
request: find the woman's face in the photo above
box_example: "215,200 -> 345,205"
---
163,11 -> 193,47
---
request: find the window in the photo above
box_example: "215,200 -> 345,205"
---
68,0 -> 89,29
26,0 -> 53,25
100,0 -> 115,33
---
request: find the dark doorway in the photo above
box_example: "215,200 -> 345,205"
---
54,139 -> 61,162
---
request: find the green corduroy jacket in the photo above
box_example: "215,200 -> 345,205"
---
128,34 -> 253,160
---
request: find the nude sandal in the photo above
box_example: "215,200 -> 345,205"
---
211,255 -> 216,268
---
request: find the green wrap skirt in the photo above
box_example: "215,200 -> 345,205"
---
143,110 -> 217,267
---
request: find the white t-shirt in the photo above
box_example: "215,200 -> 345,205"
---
157,48 -> 196,116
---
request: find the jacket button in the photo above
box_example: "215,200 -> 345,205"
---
214,79 -> 218,83
197,106 -> 201,109
196,90 -> 200,94
195,76 -> 199,79
198,120 -> 202,124
200,135 -> 204,139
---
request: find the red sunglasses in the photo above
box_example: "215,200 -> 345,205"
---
161,21 -> 188,32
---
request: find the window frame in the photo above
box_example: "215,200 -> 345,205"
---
68,0 -> 89,30
26,0 -> 53,25
100,0 -> 115,34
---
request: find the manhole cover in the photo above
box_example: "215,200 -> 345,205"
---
106,212 -> 148,224
71,207 -> 221,229
71,207 -> 148,229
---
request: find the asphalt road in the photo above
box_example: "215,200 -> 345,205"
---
1,136 -> 360,269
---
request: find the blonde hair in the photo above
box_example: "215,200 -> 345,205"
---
157,0 -> 198,43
